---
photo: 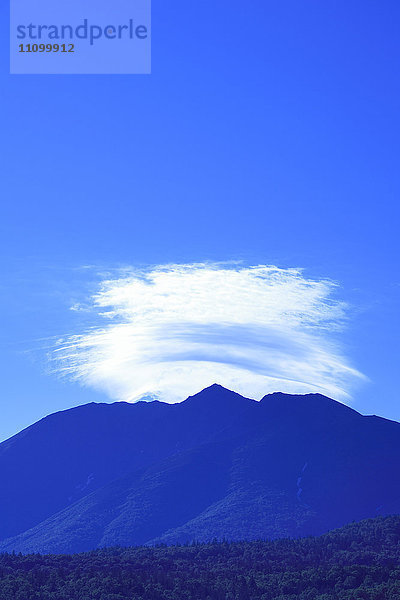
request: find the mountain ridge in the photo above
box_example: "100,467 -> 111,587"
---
1,385 -> 399,554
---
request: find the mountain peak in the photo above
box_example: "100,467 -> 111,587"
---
182,384 -> 255,410
260,391 -> 361,423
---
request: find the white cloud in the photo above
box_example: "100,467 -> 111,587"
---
53,264 -> 364,403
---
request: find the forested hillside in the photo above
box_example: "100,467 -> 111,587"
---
1,516 -> 400,599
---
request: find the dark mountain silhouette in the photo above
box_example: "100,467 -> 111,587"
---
0,384 -> 399,553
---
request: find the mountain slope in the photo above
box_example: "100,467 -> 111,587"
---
0,385 -> 254,540
1,386 -> 400,553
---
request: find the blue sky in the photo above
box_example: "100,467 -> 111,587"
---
0,0 -> 399,440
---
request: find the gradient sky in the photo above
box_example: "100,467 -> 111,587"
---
0,0 -> 399,441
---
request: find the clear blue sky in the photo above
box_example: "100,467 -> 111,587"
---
0,0 -> 399,441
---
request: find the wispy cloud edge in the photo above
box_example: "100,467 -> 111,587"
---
52,263 -> 365,403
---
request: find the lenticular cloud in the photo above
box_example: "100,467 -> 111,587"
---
54,264 -> 363,403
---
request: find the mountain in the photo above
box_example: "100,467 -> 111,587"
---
1,516 -> 400,599
0,385 -> 400,553
0,385 -> 254,541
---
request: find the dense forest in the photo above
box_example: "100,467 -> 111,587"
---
0,516 -> 400,599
